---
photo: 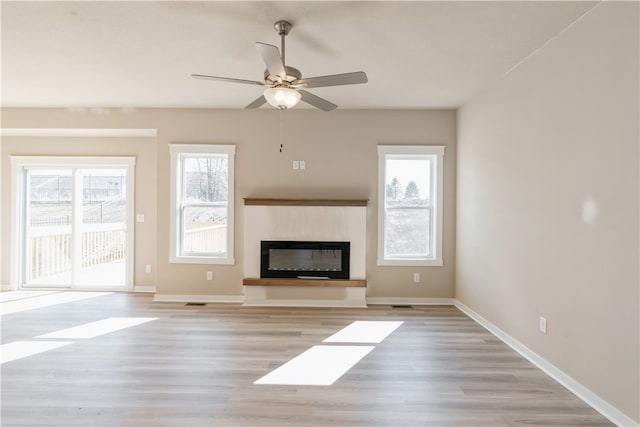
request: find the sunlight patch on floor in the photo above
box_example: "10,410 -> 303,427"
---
0,341 -> 74,364
0,291 -> 58,303
0,292 -> 112,316
37,317 -> 157,339
323,321 -> 404,344
254,345 -> 374,386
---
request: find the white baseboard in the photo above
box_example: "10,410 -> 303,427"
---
133,286 -> 156,293
454,300 -> 639,427
152,295 -> 453,308
1,284 -> 11,291
366,297 -> 454,306
153,294 -> 244,304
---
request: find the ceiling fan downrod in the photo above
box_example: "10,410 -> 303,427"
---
274,20 -> 292,65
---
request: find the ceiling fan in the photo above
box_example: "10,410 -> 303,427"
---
192,20 -> 368,112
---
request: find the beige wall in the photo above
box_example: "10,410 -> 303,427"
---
1,109 -> 456,298
456,2 -> 639,423
0,135 -> 158,289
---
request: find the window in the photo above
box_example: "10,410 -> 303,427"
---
170,144 -> 235,264
377,145 -> 444,266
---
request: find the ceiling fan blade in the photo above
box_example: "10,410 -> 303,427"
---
297,71 -> 368,88
299,90 -> 337,112
192,74 -> 266,86
255,42 -> 286,78
245,95 -> 267,109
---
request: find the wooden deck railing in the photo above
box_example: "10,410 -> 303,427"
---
183,224 -> 227,254
28,223 -> 125,281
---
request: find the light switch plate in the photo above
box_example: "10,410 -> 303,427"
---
539,317 -> 547,334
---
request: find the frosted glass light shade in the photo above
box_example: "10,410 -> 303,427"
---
263,87 -> 301,110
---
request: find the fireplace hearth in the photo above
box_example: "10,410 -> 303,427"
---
261,241 -> 350,280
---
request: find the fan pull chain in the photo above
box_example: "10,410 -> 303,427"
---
279,109 -> 284,153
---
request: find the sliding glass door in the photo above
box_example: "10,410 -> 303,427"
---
12,157 -> 135,290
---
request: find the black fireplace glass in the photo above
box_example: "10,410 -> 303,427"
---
260,241 -> 350,279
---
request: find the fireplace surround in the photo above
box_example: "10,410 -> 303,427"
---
243,198 -> 367,307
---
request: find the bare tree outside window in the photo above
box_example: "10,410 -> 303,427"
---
181,155 -> 229,256
185,157 -> 228,203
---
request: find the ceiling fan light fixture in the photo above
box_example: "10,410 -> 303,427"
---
263,86 -> 301,110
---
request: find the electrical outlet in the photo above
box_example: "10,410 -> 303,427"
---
413,273 -> 420,283
292,160 -> 299,170
539,316 -> 547,334
145,264 -> 152,273
206,271 -> 213,281
299,160 -> 306,170
136,214 -> 145,223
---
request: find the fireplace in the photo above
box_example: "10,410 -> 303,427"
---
261,241 -> 350,279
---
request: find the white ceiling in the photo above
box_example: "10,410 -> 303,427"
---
1,1 -> 598,110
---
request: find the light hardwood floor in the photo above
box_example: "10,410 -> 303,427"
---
1,292 -> 614,427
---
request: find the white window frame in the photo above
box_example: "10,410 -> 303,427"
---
377,145 -> 445,267
169,144 -> 235,265
10,156 -> 136,290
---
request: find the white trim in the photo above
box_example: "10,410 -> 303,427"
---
169,144 -> 236,265
454,300 -> 639,427
10,159 -> 24,291
169,256 -> 236,265
169,148 -> 178,263
1,128 -> 157,137
10,156 -> 137,167
153,294 -> 244,304
0,285 -> 10,291
133,286 -> 156,293
376,258 -> 444,267
125,164 -> 135,291
366,297 -> 454,306
169,143 -> 236,154
377,145 -> 445,267
377,145 -> 446,156
9,285 -> 129,292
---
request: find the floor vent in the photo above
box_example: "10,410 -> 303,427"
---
391,305 -> 413,309
185,302 -> 207,306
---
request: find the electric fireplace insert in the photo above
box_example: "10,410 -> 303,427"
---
260,240 -> 350,279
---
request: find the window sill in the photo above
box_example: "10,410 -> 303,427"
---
377,258 -> 443,267
169,256 -> 235,265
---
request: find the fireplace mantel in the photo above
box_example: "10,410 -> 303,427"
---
244,198 -> 368,207
243,278 -> 366,287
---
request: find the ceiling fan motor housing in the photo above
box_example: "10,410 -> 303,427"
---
264,66 -> 301,86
